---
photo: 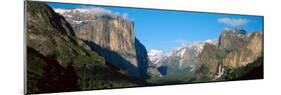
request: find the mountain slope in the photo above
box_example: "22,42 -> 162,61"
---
26,2 -> 137,94
197,43 -> 225,78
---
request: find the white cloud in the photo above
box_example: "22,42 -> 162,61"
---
218,17 -> 249,27
87,8 -> 114,16
87,8 -> 131,21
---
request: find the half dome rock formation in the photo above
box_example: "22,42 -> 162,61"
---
54,8 -> 149,78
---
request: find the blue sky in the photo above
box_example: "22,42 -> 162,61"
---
48,3 -> 263,52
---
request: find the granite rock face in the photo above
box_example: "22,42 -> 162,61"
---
218,28 -> 248,51
198,43 -> 225,77
55,8 -> 149,78
223,32 -> 263,68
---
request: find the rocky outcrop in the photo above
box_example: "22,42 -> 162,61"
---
55,8 -> 149,78
195,29 -> 263,79
223,32 -> 263,68
193,29 -> 263,79
218,28 -> 248,51
26,2 -> 92,67
198,43 -> 225,77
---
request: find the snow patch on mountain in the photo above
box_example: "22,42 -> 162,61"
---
178,48 -> 186,58
148,49 -> 168,68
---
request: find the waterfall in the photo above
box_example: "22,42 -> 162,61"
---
213,60 -> 224,80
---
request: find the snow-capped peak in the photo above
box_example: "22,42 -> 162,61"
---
175,48 -> 186,58
148,49 -> 168,67
148,49 -> 165,62
148,40 -> 217,68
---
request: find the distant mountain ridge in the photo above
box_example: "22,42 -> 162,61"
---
147,40 -> 215,79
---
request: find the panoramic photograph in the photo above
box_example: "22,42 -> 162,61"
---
25,1 -> 263,94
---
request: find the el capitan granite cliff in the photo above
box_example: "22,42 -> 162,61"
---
26,2 -> 145,94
